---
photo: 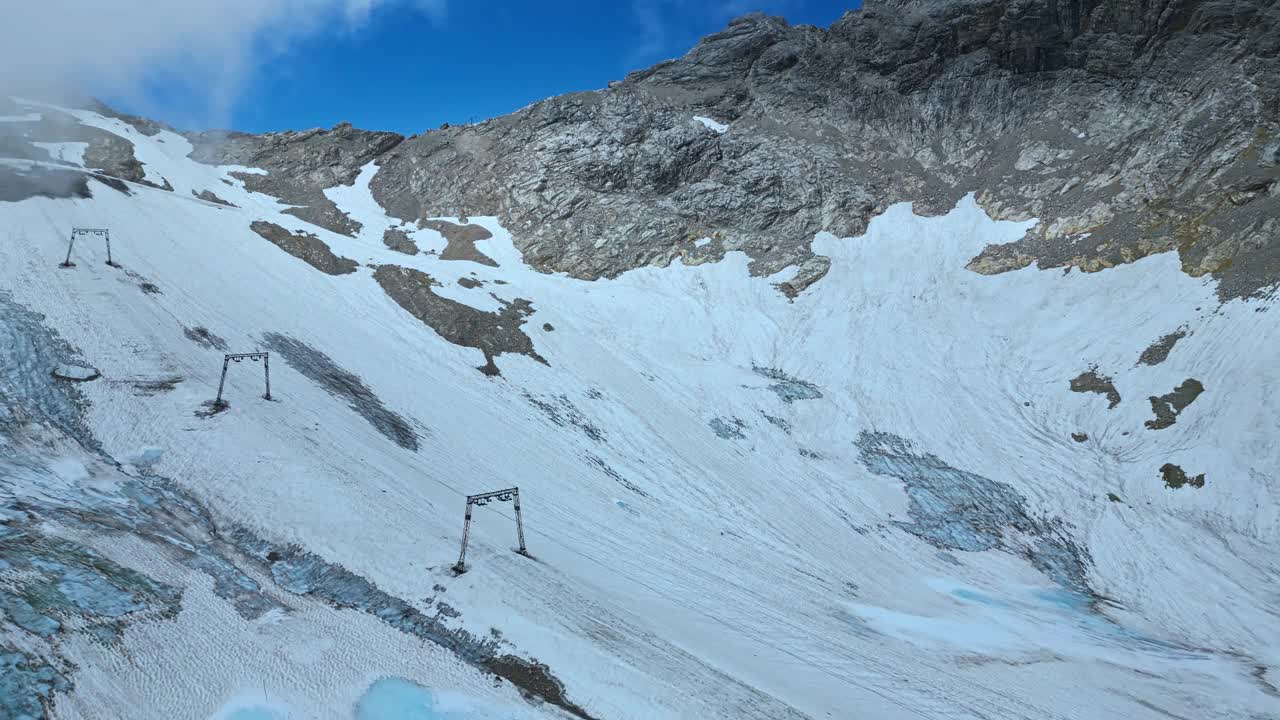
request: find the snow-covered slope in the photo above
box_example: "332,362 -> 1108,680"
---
1,103 -> 1278,720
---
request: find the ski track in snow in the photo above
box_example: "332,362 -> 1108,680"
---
0,103 -> 1277,720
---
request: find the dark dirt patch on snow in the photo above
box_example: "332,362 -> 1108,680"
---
262,332 -> 419,451
183,325 -> 229,351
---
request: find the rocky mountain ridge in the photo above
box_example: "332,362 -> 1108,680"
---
14,0 -> 1280,300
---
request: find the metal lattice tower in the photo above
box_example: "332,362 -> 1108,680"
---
215,352 -> 271,406
453,487 -> 528,573
61,227 -> 116,268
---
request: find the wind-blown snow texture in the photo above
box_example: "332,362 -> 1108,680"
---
1,76 -> 1278,720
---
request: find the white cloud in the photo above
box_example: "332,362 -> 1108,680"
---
0,0 -> 445,126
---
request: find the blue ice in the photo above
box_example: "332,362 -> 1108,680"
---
356,678 -> 522,720
222,708 -> 287,720
357,678 -> 447,720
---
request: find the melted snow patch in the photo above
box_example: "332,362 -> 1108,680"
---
356,678 -> 538,720
693,116 -> 729,133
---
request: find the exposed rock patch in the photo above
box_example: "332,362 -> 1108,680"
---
187,123 -> 402,236
423,220 -> 498,267
192,188 -> 236,207
1160,463 -> 1206,489
382,227 -> 418,255
372,265 -> 545,375
1145,378 -> 1205,430
1137,327 -> 1187,366
1071,432 -> 1088,443
1070,366 -> 1121,409
250,221 -> 358,276
457,277 -> 483,289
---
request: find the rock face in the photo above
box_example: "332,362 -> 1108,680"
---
372,265 -> 546,376
249,221 -> 358,276
1145,377 -> 1204,429
188,1 -> 1279,300
189,123 -> 402,236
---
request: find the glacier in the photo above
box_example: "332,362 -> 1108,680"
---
0,100 -> 1276,720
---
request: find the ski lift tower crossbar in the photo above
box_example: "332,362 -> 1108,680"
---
215,352 -> 271,406
453,487 -> 527,573
61,227 -> 114,267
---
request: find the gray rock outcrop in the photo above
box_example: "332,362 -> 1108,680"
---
184,0 -> 1279,300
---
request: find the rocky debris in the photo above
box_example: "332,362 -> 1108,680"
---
523,392 -> 605,441
1160,463 -> 1206,489
52,364 -> 99,382
372,265 -> 546,375
187,123 -> 402,236
456,276 -> 482,289
249,220 -> 358,276
191,188 -> 236,207
183,325 -> 228,351
1137,327 -> 1187,366
1145,378 -> 1205,430
763,412 -> 792,433
753,365 -> 823,403
423,220 -> 498,266
1070,366 -> 1121,409
262,333 -> 419,451
709,416 -> 747,439
857,431 -> 1092,592
382,227 -> 418,255
584,453 -> 646,496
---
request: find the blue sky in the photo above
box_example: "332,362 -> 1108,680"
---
106,1 -> 857,134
